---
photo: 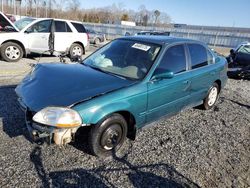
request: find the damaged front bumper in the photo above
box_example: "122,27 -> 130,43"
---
24,109 -> 78,146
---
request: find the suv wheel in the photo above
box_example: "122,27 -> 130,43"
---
88,113 -> 128,157
69,43 -> 83,59
0,42 -> 23,62
202,82 -> 219,110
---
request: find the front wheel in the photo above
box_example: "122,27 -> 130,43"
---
88,113 -> 128,157
0,42 -> 23,62
202,82 -> 220,110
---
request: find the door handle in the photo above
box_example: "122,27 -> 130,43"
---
183,80 -> 190,84
183,80 -> 191,91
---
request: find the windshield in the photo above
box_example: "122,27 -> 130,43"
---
14,17 -> 35,30
238,45 -> 250,54
84,39 -> 161,80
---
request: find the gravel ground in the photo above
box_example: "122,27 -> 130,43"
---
0,76 -> 249,187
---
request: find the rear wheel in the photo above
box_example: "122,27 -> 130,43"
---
201,82 -> 219,110
69,43 -> 84,59
88,113 -> 127,157
0,42 -> 23,62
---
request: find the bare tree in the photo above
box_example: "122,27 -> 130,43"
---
142,14 -> 149,26
67,0 -> 79,11
27,0 -> 33,16
121,13 -> 129,21
154,9 -> 160,26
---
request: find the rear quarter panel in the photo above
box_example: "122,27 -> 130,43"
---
189,56 -> 227,105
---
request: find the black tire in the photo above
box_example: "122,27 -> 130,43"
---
69,43 -> 84,59
88,113 -> 128,157
0,42 -> 23,62
201,82 -> 220,110
94,38 -> 101,45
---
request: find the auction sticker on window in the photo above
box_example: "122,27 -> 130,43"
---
132,43 -> 151,51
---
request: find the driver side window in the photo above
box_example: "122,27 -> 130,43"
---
26,20 -> 52,33
155,44 -> 187,75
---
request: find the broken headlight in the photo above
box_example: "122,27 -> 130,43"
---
33,107 -> 82,128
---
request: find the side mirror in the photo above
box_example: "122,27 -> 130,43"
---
152,70 -> 174,81
215,57 -> 220,63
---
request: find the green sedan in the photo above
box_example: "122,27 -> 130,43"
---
16,36 -> 228,157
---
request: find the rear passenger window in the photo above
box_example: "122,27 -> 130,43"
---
155,45 -> 186,74
71,22 -> 86,33
188,44 -> 208,69
55,21 -> 72,32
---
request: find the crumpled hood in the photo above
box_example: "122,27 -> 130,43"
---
15,63 -> 135,112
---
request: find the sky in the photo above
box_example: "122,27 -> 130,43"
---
80,0 -> 250,28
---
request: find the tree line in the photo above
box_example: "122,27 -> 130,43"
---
1,0 -> 172,27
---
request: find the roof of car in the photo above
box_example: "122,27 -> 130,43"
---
121,35 -> 200,45
34,17 -> 83,24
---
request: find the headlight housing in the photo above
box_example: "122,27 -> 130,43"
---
32,107 -> 82,128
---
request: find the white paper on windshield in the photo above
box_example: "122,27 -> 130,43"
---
132,43 -> 151,51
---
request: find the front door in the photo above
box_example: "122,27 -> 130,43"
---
147,44 -> 191,123
24,20 -> 52,53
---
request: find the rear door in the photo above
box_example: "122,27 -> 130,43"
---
70,22 -> 88,47
187,43 -> 216,106
53,20 -> 74,52
24,19 -> 52,53
235,45 -> 250,66
147,44 -> 191,122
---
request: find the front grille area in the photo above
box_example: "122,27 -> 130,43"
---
32,123 -> 53,133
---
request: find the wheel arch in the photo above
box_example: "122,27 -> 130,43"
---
1,40 -> 27,56
115,110 -> 137,140
94,37 -> 101,43
76,102 -> 137,140
92,109 -> 137,140
71,41 -> 85,54
214,79 -> 221,93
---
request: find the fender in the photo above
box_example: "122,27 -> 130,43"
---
74,101 -> 135,125
0,39 -> 27,56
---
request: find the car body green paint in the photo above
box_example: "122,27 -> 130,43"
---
71,37 -> 227,129
16,36 -> 228,134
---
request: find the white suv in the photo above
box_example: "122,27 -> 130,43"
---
0,12 -> 89,62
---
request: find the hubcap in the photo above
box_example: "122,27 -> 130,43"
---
100,124 -> 123,150
72,46 -> 82,56
208,87 -> 218,106
5,46 -> 20,60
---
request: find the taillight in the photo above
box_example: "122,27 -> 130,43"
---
86,33 -> 90,41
